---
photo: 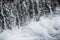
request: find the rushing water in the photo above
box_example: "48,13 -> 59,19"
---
0,14 -> 60,40
0,0 -> 60,40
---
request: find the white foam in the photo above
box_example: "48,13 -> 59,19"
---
0,14 -> 60,40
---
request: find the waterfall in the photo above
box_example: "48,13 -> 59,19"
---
0,0 -> 60,40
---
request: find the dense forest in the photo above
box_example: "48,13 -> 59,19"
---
0,0 -> 60,31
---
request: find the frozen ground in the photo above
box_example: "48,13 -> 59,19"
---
0,14 -> 60,40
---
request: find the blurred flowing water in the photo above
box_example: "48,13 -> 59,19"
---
0,0 -> 60,40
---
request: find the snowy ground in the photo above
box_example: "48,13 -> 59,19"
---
0,14 -> 60,40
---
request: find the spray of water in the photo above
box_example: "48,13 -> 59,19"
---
0,14 -> 60,40
0,0 -> 60,40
